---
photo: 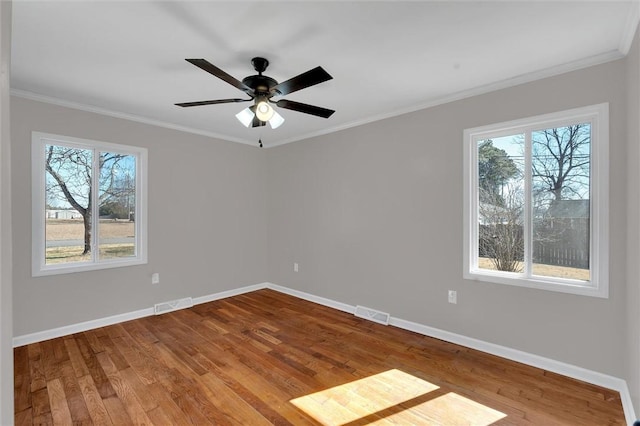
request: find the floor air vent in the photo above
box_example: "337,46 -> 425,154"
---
154,297 -> 193,315
354,305 -> 390,325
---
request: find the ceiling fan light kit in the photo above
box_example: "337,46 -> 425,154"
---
268,110 -> 285,129
255,101 -> 274,121
175,56 -> 335,134
236,105 -> 285,129
235,107 -> 255,127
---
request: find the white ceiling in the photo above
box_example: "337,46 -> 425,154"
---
10,1 -> 639,148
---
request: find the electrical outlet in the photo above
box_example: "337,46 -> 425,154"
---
448,290 -> 457,304
293,262 -> 299,272
151,272 -> 160,284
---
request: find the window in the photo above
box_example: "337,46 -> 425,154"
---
463,104 -> 608,297
32,132 -> 148,276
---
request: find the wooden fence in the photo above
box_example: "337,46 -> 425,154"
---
479,221 -> 589,269
532,243 -> 589,269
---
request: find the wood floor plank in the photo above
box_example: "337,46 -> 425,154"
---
40,340 -> 61,382
101,396 -> 132,425
30,386 -> 52,420
46,378 -> 73,425
13,346 -> 32,413
58,362 -> 92,424
74,332 -> 117,399
77,374 -> 113,426
64,337 -> 91,379
117,366 -> 160,412
144,405 -> 176,425
83,328 -> 107,354
95,350 -> 155,425
198,372 -> 274,425
104,324 -> 159,386
14,408 -> 32,426
144,381 -> 195,425
15,289 -> 626,425
98,334 -> 131,371
27,343 -> 47,393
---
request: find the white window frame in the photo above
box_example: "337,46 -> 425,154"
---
32,132 -> 148,276
463,104 -> 609,298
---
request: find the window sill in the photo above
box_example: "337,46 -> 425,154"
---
33,256 -> 147,277
464,270 -> 608,298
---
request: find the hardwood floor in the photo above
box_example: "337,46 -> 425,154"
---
14,289 -> 625,425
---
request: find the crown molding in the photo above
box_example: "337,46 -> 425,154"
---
10,89 -> 258,147
619,0 -> 640,55
12,47 -> 626,150
268,50 -> 625,147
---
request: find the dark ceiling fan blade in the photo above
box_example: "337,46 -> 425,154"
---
186,59 -> 253,94
175,98 -> 251,107
272,66 -> 333,96
276,99 -> 335,118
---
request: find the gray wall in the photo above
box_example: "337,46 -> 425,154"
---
267,59 -> 629,379
9,34 -> 639,418
0,1 -> 13,423
11,97 -> 268,336
626,27 -> 640,415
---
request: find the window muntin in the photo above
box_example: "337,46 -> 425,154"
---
33,133 -> 147,276
463,104 -> 608,298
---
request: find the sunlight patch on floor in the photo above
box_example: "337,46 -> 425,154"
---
381,391 -> 507,425
290,369 -> 506,425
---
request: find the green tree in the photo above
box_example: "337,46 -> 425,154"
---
99,201 -> 129,219
477,140 -> 523,272
478,140 -> 519,206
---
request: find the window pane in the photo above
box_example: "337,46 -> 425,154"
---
477,135 -> 525,273
44,145 -> 92,265
98,152 -> 136,260
531,124 -> 590,281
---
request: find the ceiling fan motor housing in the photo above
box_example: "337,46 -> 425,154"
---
251,57 -> 269,73
242,75 -> 279,97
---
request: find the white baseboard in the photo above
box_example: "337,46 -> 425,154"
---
12,282 -> 269,348
12,306 -> 154,347
12,281 -> 637,424
390,316 -> 636,425
192,282 -> 268,305
264,282 -> 637,425
265,282 -> 355,314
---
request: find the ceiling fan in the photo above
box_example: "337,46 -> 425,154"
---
175,57 -> 335,129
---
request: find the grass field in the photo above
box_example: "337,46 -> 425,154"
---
45,219 -> 135,263
46,218 -> 134,240
45,221 -> 588,279
46,244 -> 135,264
477,257 -> 589,281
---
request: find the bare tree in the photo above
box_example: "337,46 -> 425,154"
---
476,140 -> 524,272
531,124 -> 590,202
98,157 -> 136,220
479,184 -> 524,273
45,145 -> 129,254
